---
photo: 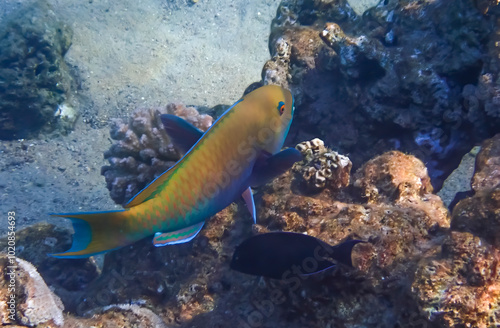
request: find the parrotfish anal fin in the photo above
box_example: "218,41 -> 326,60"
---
160,114 -> 203,155
249,148 -> 303,187
242,187 -> 256,224
153,221 -> 205,246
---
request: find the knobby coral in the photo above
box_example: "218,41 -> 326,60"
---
101,103 -> 212,205
293,138 -> 351,192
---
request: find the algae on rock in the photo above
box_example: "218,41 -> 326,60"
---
0,0 -> 77,140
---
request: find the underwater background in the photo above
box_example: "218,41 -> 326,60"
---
1,0 -> 500,327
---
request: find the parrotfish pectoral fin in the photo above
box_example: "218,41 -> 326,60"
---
242,187 -> 256,224
48,210 -> 135,258
160,114 -> 204,155
330,240 -> 366,267
153,221 -> 205,246
249,148 -> 303,187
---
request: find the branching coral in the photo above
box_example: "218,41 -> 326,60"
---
101,104 -> 212,205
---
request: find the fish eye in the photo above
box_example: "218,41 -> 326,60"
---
277,101 -> 285,116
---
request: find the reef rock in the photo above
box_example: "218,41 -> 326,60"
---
101,103 -> 213,205
471,133 -> 500,192
0,0 -> 77,140
353,150 -> 433,204
262,0 -> 498,187
0,254 -> 64,327
0,223 -> 100,314
412,231 -> 500,328
411,133 -> 500,327
63,304 -> 168,328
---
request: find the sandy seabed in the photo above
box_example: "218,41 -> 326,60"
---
0,0 -> 280,234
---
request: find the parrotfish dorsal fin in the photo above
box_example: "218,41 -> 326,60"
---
160,114 -> 203,155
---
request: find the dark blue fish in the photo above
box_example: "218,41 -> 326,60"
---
230,232 -> 364,279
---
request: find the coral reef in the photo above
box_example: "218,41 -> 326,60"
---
262,0 -> 499,187
5,138 -> 500,327
101,103 -> 213,205
293,138 -> 351,193
0,0 -> 77,140
411,133 -> 500,327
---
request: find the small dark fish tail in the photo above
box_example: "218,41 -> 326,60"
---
331,240 -> 365,267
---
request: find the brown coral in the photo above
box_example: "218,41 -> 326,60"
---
101,104 -> 213,205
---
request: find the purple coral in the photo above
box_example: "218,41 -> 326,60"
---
101,104 -> 212,205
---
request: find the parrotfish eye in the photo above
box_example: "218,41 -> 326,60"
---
278,101 -> 285,115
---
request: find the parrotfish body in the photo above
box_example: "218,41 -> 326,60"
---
50,85 -> 302,258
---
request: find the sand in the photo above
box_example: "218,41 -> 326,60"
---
0,0 -> 280,234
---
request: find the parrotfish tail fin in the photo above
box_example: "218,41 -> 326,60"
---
331,240 -> 366,267
48,210 -> 134,258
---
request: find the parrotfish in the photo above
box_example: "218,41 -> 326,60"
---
230,232 -> 364,279
50,85 -> 302,258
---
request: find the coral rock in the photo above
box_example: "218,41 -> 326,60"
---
353,151 -> 434,204
0,255 -> 64,327
411,134 -> 500,327
0,0 -> 77,140
412,232 -> 500,328
451,134 -> 500,247
102,104 -> 213,205
472,133 -> 500,192
293,138 -> 352,193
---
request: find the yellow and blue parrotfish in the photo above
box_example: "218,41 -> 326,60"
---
50,85 -> 301,258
